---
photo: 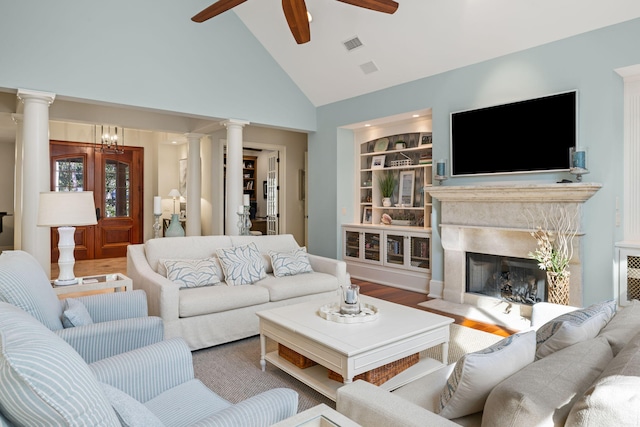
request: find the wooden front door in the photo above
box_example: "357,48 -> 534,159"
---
50,141 -> 143,260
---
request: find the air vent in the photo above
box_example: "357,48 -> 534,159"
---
343,36 -> 363,51
360,61 -> 379,75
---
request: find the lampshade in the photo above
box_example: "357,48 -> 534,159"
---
37,191 -> 98,227
168,189 -> 181,198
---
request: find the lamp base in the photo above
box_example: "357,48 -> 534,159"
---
53,278 -> 79,286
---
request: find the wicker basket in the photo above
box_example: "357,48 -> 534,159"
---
278,344 -> 317,369
328,353 -> 419,386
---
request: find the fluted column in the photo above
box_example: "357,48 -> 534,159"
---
16,89 -> 56,275
185,133 -> 203,236
11,114 -> 23,250
223,119 -> 249,235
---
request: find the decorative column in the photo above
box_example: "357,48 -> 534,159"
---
185,133 -> 203,236
16,89 -> 56,275
223,119 -> 249,235
11,114 -> 23,250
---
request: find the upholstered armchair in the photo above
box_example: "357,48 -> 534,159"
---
0,250 -> 163,363
0,302 -> 298,427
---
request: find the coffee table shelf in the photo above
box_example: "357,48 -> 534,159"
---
265,349 -> 444,401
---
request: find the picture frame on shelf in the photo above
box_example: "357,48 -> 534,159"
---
371,155 -> 386,169
362,207 -> 372,224
399,170 -> 415,206
421,134 -> 432,145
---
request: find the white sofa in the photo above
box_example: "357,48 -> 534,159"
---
337,300 -> 640,427
127,234 -> 346,350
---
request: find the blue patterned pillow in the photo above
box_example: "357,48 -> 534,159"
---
438,330 -> 536,419
62,298 -> 94,328
163,258 -> 222,288
269,247 -> 314,277
536,300 -> 616,359
216,243 -> 267,286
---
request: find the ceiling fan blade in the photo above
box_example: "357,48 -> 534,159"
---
282,0 -> 311,44
192,0 -> 249,23
336,0 -> 398,14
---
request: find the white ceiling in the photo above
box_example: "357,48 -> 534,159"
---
230,0 -> 640,106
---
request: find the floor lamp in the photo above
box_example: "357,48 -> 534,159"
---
37,191 -> 98,285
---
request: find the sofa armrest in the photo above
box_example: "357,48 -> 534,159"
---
194,388 -> 298,426
127,244 -> 181,321
76,289 -> 149,322
307,253 -> 347,284
90,338 -> 194,403
336,380 -> 459,427
56,316 -> 164,364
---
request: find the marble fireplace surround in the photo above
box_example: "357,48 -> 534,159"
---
428,183 -> 602,310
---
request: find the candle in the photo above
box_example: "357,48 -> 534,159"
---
573,151 -> 586,169
436,160 -> 446,176
237,205 -> 244,214
346,288 -> 357,304
243,194 -> 250,206
153,196 -> 161,215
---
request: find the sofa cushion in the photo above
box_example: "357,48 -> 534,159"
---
0,302 -> 119,426
437,330 -> 535,419
597,300 -> 640,356
257,272 -> 340,302
179,283 -> 270,317
163,258 -> 222,288
565,330 -> 640,426
482,336 -> 613,427
145,235 -> 233,274
216,243 -> 267,286
0,250 -> 64,331
101,382 -> 164,427
535,300 -> 616,359
62,297 -> 94,328
230,234 -> 301,273
269,247 -> 314,277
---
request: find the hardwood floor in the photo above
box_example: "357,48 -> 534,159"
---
60,258 -> 514,337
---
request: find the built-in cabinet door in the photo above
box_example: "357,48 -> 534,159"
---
617,247 -> 640,306
343,227 -> 382,265
383,231 -> 430,272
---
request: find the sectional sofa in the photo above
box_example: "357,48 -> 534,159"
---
127,234 -> 347,350
337,300 -> 640,426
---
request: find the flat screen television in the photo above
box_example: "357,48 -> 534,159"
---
450,91 -> 577,176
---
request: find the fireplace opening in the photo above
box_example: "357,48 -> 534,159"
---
466,252 -> 547,305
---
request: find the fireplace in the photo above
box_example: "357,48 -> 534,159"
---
466,252 -> 546,305
428,183 -> 602,309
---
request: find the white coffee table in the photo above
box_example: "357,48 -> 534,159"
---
257,295 -> 453,401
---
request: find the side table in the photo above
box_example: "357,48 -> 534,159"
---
52,273 -> 132,296
271,404 -> 361,427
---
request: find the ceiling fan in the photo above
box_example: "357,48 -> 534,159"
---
192,0 -> 399,44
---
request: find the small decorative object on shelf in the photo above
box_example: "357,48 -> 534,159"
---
340,283 -> 361,315
570,149 -> 589,181
434,159 -> 448,184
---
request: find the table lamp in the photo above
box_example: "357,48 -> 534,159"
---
37,191 -> 97,285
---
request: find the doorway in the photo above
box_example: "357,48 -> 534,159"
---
49,141 -> 143,260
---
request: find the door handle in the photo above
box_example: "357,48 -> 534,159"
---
95,208 -> 101,221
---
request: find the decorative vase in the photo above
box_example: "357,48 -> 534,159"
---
340,283 -> 360,315
165,213 -> 185,237
382,197 -> 392,207
546,271 -> 570,305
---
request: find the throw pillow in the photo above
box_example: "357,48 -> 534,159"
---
61,298 -> 94,328
216,243 -> 267,286
100,382 -> 164,427
536,300 -> 616,359
437,330 -> 536,419
163,258 -> 222,288
269,247 -> 314,277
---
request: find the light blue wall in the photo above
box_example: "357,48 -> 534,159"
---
311,18 -> 640,305
0,0 -> 315,131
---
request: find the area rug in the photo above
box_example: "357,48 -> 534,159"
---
191,323 -> 503,411
418,299 -> 531,331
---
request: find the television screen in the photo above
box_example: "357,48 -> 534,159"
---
450,91 -> 577,176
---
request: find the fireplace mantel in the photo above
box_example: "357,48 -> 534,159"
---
427,182 -> 602,203
427,182 -> 602,308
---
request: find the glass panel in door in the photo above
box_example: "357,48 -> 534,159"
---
410,235 -> 430,270
344,230 -> 360,259
104,159 -> 130,218
386,234 -> 404,266
54,157 -> 85,192
363,232 -> 380,262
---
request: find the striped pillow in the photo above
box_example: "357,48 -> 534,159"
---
216,243 -> 267,286
269,247 -> 314,277
0,302 -> 119,425
62,298 -> 94,328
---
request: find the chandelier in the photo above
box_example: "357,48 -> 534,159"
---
95,125 -> 125,154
